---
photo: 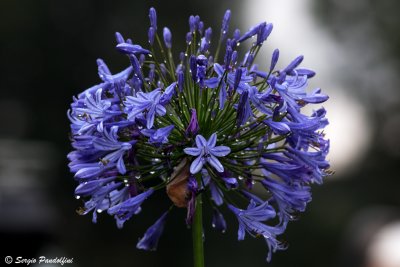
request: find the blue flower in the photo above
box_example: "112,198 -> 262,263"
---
71,162 -> 109,180
185,109 -> 200,136
74,176 -> 117,197
228,200 -> 286,262
261,176 -> 311,223
212,209 -> 227,233
163,27 -> 172,49
97,59 -> 133,85
80,183 -> 129,224
148,27 -> 155,45
137,211 -> 168,251
205,63 -> 253,109
74,88 -> 121,122
149,7 -> 157,31
108,189 -> 154,227
184,133 -> 231,174
210,181 -> 224,206
221,10 -> 231,38
116,42 -> 150,55
93,126 -> 135,174
124,88 -> 167,129
186,176 -> 198,225
141,125 -> 174,145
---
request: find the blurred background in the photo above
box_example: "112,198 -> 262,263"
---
1,0 -> 399,266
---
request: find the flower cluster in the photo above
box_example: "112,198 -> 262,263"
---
68,7 -> 331,262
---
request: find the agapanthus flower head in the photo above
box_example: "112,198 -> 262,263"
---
68,7 -> 331,263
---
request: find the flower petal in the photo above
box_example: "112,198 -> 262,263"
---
184,147 -> 202,156
210,146 -> 231,157
117,156 -> 127,174
208,155 -> 224,172
190,156 -> 204,174
207,133 -> 217,147
223,177 -> 238,189
195,134 -> 207,148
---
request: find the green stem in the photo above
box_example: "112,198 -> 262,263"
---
192,189 -> 204,267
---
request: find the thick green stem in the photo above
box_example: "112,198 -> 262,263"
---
192,192 -> 204,267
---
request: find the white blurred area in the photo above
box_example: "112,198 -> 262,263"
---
239,0 -> 372,176
366,222 -> 400,267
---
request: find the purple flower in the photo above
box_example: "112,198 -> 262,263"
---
186,109 -> 200,136
177,70 -> 184,92
282,55 -> 304,74
116,42 -> 150,55
82,185 -> 129,224
189,15 -> 196,32
74,176 -> 117,197
256,22 -> 273,45
186,176 -> 198,225
124,89 -> 167,129
186,32 -> 193,45
184,133 -> 231,174
148,27 -> 155,45
74,89 -> 121,122
212,209 -> 227,233
221,10 -> 231,38
71,162 -> 108,180
108,189 -> 154,227
128,54 -> 144,82
270,49 -> 279,72
261,177 -> 311,223
97,59 -> 133,85
163,27 -> 172,49
224,45 -> 233,69
190,55 -> 197,81
141,125 -> 174,145
115,32 -> 125,44
222,177 -> 238,189
149,7 -> 157,30
236,90 -> 251,126
93,126 -> 135,174
210,181 -> 224,206
238,22 -> 270,43
137,211 -> 168,251
228,200 -> 286,262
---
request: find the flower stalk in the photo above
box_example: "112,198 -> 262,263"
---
192,187 -> 204,267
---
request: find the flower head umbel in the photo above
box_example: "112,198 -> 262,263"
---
68,7 -> 331,263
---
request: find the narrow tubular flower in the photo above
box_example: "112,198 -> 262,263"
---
68,7 -> 331,263
137,211 -> 168,251
221,10 -> 231,38
149,7 -> 157,31
163,27 -> 172,49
